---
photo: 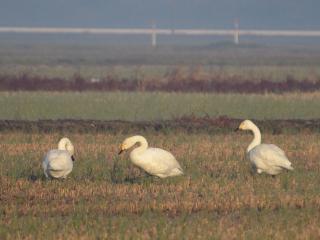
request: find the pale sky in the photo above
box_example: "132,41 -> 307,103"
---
0,0 -> 319,29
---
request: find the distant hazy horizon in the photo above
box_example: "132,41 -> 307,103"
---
0,0 -> 319,30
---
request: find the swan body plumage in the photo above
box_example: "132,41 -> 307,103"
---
42,137 -> 75,179
237,120 -> 293,175
119,135 -> 183,178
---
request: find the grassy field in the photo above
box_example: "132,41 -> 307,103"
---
0,43 -> 320,82
1,64 -> 320,83
0,91 -> 320,239
1,130 -> 320,239
1,91 -> 320,121
1,43 -> 320,239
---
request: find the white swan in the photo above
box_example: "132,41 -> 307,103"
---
236,120 -> 293,175
118,135 -> 183,178
42,137 -> 75,179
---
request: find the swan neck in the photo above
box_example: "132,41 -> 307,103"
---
58,138 -> 74,155
132,136 -> 148,154
247,125 -> 261,152
136,137 -> 148,151
58,139 -> 68,150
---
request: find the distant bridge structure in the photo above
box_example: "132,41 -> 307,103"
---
0,26 -> 320,46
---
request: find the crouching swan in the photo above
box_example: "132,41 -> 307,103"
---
118,135 -> 183,178
236,120 -> 293,175
43,137 -> 75,179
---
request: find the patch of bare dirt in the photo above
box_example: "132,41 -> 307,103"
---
0,117 -> 319,134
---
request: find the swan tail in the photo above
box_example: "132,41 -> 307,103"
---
281,162 -> 294,171
172,167 -> 184,176
285,165 -> 294,171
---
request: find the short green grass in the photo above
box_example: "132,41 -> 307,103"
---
1,91 -> 320,121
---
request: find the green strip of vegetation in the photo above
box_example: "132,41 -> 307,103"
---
0,91 -> 320,121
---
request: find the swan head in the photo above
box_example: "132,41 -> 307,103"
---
58,137 -> 75,160
236,120 -> 256,131
118,135 -> 147,154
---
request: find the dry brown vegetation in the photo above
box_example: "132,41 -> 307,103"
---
1,123 -> 320,239
1,73 -> 320,93
0,117 -> 320,134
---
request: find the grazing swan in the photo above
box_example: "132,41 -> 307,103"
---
42,137 -> 75,179
236,120 -> 293,175
118,135 -> 183,178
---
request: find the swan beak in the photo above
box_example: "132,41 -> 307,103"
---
234,127 -> 240,132
71,155 -> 75,161
118,149 -> 124,155
118,144 -> 125,155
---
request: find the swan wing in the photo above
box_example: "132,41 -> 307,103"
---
133,148 -> 183,177
149,148 -> 182,167
250,144 -> 293,171
43,150 -> 73,178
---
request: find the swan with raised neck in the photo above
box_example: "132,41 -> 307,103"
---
236,120 -> 293,175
